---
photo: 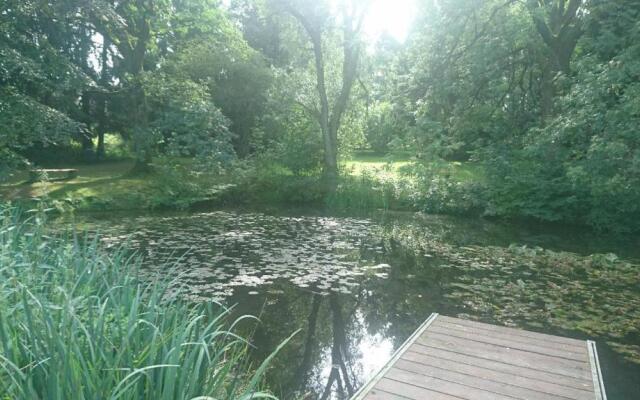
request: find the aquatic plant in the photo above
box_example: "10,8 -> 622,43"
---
376,223 -> 640,364
84,211 -> 388,301
0,206 -> 286,399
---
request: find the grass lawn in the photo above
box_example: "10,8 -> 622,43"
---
0,161 -> 137,200
343,152 -> 412,178
0,159 -> 226,211
344,151 -> 483,183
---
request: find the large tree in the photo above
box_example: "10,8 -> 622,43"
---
276,0 -> 369,189
399,0 -> 540,159
527,0 -> 585,120
85,0 -> 171,170
0,0 -> 93,177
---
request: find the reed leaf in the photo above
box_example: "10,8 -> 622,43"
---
0,205 -> 284,399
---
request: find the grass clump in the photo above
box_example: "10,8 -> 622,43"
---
326,160 -> 486,214
0,205 -> 283,399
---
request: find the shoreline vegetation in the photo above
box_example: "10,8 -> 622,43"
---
0,151 -> 497,219
0,206 -> 288,399
0,152 -> 484,213
1,152 -> 635,236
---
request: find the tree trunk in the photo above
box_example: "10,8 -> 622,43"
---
130,14 -> 151,171
308,30 -> 339,190
528,0 -> 583,121
540,61 -> 555,122
81,133 -> 95,162
97,35 -> 109,162
288,3 -> 363,193
96,128 -> 106,160
323,126 -> 339,190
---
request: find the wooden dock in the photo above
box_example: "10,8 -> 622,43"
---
352,313 -> 607,400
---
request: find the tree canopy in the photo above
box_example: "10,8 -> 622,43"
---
1,0 -> 638,231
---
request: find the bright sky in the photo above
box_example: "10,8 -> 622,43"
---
222,0 -> 417,44
363,0 -> 417,43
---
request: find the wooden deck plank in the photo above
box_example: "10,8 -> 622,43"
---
431,319 -> 587,356
352,313 -> 607,400
436,316 -> 585,347
385,368 -> 516,400
394,358 -> 591,400
417,332 -> 592,380
406,345 -> 593,391
426,324 -> 588,362
400,350 -> 593,399
362,387 -> 412,400
373,378 -> 463,400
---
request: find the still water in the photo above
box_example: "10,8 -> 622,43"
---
70,208 -> 640,399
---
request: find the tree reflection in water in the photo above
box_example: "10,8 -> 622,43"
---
229,275 -> 434,400
320,294 -> 354,399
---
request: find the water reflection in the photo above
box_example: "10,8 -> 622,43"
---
69,209 -> 640,400
229,287 -> 405,399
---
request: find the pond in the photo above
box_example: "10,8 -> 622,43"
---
68,208 -> 640,400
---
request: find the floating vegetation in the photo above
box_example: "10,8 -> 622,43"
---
376,223 -> 640,365
86,212 -> 389,301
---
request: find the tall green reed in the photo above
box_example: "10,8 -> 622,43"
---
0,205 -> 289,399
325,171 -> 411,212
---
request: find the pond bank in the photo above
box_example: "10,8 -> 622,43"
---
4,156 -> 632,237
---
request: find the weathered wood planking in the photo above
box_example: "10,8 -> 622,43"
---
352,313 -> 607,400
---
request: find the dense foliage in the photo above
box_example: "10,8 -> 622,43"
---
1,0 -> 638,232
392,0 -> 640,232
0,1 -> 89,176
0,0 -> 254,172
476,0 -> 640,231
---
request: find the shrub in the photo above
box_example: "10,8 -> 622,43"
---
254,117 -> 324,176
406,163 -> 487,215
222,163 -> 326,206
327,170 -> 413,211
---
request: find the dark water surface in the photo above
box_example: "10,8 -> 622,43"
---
67,208 -> 640,399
